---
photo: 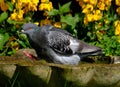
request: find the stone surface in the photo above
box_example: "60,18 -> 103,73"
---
0,49 -> 120,87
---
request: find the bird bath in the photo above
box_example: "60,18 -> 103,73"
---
0,49 -> 120,87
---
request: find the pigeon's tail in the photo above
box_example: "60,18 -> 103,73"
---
77,40 -> 103,59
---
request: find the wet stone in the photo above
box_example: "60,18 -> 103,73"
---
0,49 -> 120,87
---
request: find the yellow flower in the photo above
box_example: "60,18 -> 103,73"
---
104,19 -> 109,24
34,22 -> 39,25
10,10 -> 24,21
114,20 -> 120,35
114,20 -> 120,27
54,22 -> 62,28
11,0 -> 15,4
82,4 -> 93,13
115,25 -> 120,35
31,0 -> 39,5
83,0 -> 89,3
18,10 -> 24,19
41,0 -> 50,3
40,19 -> 51,26
83,17 -> 88,25
89,0 -> 97,6
93,10 -> 102,21
96,30 -> 103,40
93,14 -> 102,21
39,2 -> 53,11
86,13 -> 94,22
97,2 -> 105,10
115,0 -> 120,6
93,10 -> 101,14
10,12 -> 18,21
11,41 -> 20,51
95,22 -> 102,29
116,7 -> 120,15
105,0 -> 112,6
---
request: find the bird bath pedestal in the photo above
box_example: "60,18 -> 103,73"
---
0,49 -> 120,87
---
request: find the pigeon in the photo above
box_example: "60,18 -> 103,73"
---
21,23 -> 102,65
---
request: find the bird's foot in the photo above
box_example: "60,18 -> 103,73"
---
23,51 -> 38,60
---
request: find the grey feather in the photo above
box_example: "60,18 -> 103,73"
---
21,23 -> 102,65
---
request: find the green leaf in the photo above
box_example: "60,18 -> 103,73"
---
7,1 -> 14,11
7,18 -> 15,24
61,14 -> 79,29
0,33 -> 9,50
47,9 -> 59,16
17,39 -> 26,48
59,2 -> 71,14
0,12 -> 8,23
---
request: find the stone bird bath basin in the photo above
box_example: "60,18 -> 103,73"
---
0,49 -> 120,87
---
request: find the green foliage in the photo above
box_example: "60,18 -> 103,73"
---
0,32 -> 9,50
61,14 -> 79,29
7,1 -> 14,11
0,12 -> 8,23
48,2 -> 71,16
93,35 -> 120,56
58,2 -> 71,14
48,2 -> 79,36
85,11 -> 120,56
0,0 -> 120,56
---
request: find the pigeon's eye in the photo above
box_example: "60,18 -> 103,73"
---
27,27 -> 31,30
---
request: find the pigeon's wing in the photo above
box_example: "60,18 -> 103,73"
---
47,30 -> 74,54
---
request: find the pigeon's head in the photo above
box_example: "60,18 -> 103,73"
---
21,23 -> 39,35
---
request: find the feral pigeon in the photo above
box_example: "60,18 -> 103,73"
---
21,23 -> 102,65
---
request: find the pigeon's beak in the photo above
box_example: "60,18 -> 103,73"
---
21,30 -> 24,33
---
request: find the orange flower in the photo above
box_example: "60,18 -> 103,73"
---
54,22 -> 62,28
40,19 -> 51,26
0,0 -> 8,11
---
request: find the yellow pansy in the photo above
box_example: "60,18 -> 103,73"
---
11,41 -> 20,51
83,17 -> 88,25
34,22 -> 39,25
31,0 -> 39,5
54,22 -> 62,28
105,0 -> 112,6
93,10 -> 102,21
115,25 -> 120,35
114,20 -> 120,35
39,2 -> 53,11
83,0 -> 89,3
97,2 -> 105,10
10,12 -> 18,21
82,4 -> 93,13
89,0 -> 97,6
116,7 -> 120,15
115,0 -> 120,6
114,20 -> 120,27
41,0 -> 50,3
86,13 -> 93,22
10,9 -> 24,21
